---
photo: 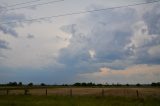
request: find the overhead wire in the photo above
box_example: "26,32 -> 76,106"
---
0,0 -> 160,24
4,0 -> 64,11
2,0 -> 43,8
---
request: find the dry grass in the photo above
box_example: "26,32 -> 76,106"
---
0,87 -> 160,97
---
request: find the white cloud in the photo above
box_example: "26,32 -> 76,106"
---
0,22 -> 70,68
89,49 -> 96,59
148,45 -> 160,58
0,5 -> 26,37
125,21 -> 153,53
0,1 -> 160,84
57,3 -> 160,75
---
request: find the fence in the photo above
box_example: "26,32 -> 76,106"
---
0,88 -> 159,97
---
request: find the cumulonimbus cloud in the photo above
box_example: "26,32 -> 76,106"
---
0,39 -> 10,49
55,3 -> 160,83
0,5 -> 26,37
59,3 -> 160,70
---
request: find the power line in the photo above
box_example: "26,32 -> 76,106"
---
2,0 -> 43,8
4,0 -> 64,11
1,0 -> 160,24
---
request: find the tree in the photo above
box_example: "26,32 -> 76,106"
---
81,82 -> 87,86
28,82 -> 33,86
18,82 -> 23,86
40,83 -> 46,86
136,83 -> 141,87
87,82 -> 95,86
126,84 -> 130,86
97,84 -> 103,86
73,83 -> 81,86
7,82 -> 17,86
151,82 -> 160,86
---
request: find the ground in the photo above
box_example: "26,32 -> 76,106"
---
0,87 -> 160,106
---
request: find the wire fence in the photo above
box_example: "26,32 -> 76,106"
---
0,88 -> 160,98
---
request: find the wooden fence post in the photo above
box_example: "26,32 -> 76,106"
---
70,89 -> 72,97
45,88 -> 48,96
24,89 -> 29,95
101,89 -> 104,96
6,89 -> 9,95
136,90 -> 139,98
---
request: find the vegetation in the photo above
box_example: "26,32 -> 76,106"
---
0,82 -> 160,88
151,82 -> 160,86
0,85 -> 159,106
0,95 -> 159,106
73,82 -> 96,86
28,83 -> 33,87
40,83 -> 46,86
7,82 -> 18,86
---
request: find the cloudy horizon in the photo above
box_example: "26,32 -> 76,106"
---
0,0 -> 160,84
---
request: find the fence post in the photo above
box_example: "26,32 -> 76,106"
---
123,89 -> 125,96
70,89 -> 72,97
45,88 -> 48,96
136,90 -> 139,98
24,89 -> 29,95
6,89 -> 9,95
101,89 -> 104,96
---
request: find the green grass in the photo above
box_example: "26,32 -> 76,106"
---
0,95 -> 160,106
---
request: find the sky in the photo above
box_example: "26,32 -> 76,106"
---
0,0 -> 160,84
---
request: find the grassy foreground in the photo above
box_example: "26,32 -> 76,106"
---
0,95 -> 160,106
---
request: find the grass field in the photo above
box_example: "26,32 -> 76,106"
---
0,87 -> 160,106
0,95 -> 160,106
1,87 -> 160,97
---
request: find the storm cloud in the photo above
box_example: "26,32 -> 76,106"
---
56,3 -> 160,83
0,0 -> 160,84
0,39 -> 10,49
143,4 -> 160,35
0,5 -> 26,37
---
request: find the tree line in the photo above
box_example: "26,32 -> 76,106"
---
0,82 -> 45,87
0,82 -> 160,87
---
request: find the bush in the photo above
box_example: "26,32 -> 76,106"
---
28,83 -> 33,86
136,83 -> 141,87
40,83 -> 46,86
151,82 -> 160,86
18,82 -> 23,86
7,82 -> 18,86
